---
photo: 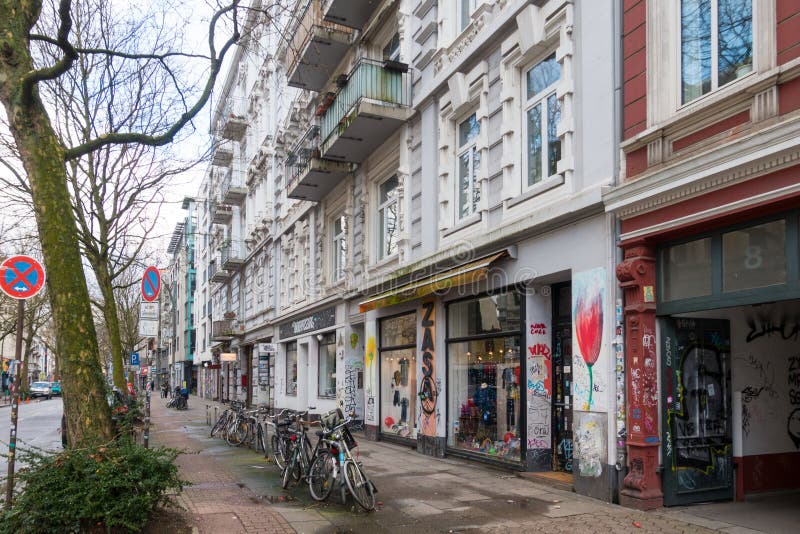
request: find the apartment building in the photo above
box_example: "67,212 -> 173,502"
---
604,0 -> 800,508
166,210 -> 198,392
190,0 -> 624,502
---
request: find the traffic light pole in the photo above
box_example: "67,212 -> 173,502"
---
5,299 -> 25,509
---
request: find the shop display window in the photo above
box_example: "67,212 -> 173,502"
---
380,313 -> 417,439
286,341 -> 297,395
448,336 -> 521,461
318,333 -> 336,398
448,292 -> 522,338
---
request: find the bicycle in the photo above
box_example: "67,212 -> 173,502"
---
280,410 -> 324,490
307,408 -> 377,511
210,400 -> 245,441
265,408 -> 295,469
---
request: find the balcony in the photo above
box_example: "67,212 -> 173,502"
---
211,203 -> 232,224
285,0 -> 354,92
324,0 -> 380,29
210,319 -> 237,341
221,168 -> 247,205
320,58 -> 412,163
286,125 -> 352,201
209,261 -> 229,283
211,140 -> 233,166
219,97 -> 247,141
221,240 -> 245,271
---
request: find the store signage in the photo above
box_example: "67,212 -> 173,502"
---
259,343 -> 277,353
220,352 -> 237,362
279,306 -> 335,339
258,354 -> 270,386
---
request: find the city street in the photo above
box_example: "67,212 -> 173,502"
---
0,397 -> 63,476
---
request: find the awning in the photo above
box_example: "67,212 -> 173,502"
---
358,250 -> 509,313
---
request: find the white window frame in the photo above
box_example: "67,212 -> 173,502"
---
459,0 -> 478,32
523,53 -> 561,189
331,212 -> 347,282
456,112 -> 481,221
377,176 -> 399,261
678,0 -> 754,106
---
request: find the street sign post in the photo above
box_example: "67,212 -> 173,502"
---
141,266 -> 160,303
0,255 -> 45,509
130,352 -> 140,366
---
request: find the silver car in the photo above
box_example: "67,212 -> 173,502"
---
30,381 -> 52,399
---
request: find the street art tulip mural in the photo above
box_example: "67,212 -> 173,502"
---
573,268 -> 605,410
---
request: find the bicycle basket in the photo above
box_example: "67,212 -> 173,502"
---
321,408 -> 344,431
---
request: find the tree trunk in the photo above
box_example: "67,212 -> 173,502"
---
0,6 -> 114,445
94,261 -> 127,391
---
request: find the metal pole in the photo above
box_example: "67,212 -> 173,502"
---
143,388 -> 150,449
5,299 -> 25,509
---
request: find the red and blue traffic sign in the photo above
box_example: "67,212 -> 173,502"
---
141,266 -> 161,302
0,255 -> 45,300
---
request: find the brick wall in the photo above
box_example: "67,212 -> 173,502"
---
777,0 -> 800,65
623,0 -> 647,140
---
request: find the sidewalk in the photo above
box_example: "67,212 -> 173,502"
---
149,396 -> 295,534
150,395 -> 745,534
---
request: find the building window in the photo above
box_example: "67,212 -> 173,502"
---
380,313 -> 417,439
525,53 -> 561,186
318,333 -> 336,398
457,113 -> 481,219
332,213 -> 347,281
460,0 -> 477,31
378,176 -> 399,260
681,0 -> 752,104
447,291 -> 522,462
662,238 -> 713,301
383,32 -> 400,61
722,220 -> 786,292
286,341 -> 297,395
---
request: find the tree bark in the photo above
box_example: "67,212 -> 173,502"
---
0,2 -> 113,445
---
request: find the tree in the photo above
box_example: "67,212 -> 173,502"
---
0,0 -> 246,446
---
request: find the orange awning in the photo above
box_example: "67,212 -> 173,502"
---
358,250 -> 508,313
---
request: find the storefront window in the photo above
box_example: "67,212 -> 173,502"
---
380,313 -> 416,439
448,336 -> 522,461
448,291 -> 522,462
723,220 -> 786,292
662,238 -> 713,301
448,292 -> 522,338
318,333 -> 336,398
286,341 -> 297,396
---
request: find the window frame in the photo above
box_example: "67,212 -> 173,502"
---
331,212 -> 347,282
523,52 -> 561,189
383,32 -> 400,62
317,333 -> 336,398
285,341 -> 298,396
459,0 -> 478,32
377,175 -> 400,261
678,0 -> 754,106
455,112 -> 481,221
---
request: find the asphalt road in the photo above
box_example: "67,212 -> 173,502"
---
0,397 -> 63,477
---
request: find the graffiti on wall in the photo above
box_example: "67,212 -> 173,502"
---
790,354 -> 800,448
574,411 -> 606,477
418,301 -> 439,436
343,360 -> 363,421
365,335 -> 376,397
527,319 -> 552,450
572,268 -> 606,411
614,298 -> 626,467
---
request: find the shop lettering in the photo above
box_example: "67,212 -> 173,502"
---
419,301 -> 437,417
291,317 -> 315,334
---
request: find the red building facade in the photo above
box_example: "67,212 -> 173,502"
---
606,0 -> 800,509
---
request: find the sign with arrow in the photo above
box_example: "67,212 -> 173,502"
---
0,256 -> 45,300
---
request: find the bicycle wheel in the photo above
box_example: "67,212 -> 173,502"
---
281,452 -> 300,489
308,450 -> 335,502
210,413 -> 227,437
226,419 -> 247,446
271,434 -> 287,469
344,461 -> 376,511
256,424 -> 267,453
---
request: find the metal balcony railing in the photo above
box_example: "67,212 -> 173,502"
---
221,240 -> 245,270
320,58 -> 411,145
287,125 -> 321,185
211,319 -> 237,340
218,97 -> 247,140
285,0 -> 353,84
221,167 -> 247,205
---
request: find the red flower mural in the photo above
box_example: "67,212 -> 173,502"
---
575,291 -> 603,407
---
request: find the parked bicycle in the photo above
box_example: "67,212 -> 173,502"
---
264,408 -> 295,468
307,408 -> 377,511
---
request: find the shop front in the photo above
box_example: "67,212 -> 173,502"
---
275,305 -> 343,415
378,312 -> 417,442
616,197 -> 800,509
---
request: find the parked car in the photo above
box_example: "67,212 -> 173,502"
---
30,381 -> 52,399
50,381 -> 62,396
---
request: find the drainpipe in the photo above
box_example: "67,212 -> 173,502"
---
612,0 -> 627,500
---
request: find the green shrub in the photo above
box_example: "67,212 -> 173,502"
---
0,439 -> 184,533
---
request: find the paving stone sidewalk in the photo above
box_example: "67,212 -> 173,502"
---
149,397 -> 295,534
148,396 -> 749,534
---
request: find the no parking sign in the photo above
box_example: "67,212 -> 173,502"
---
0,255 -> 45,300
